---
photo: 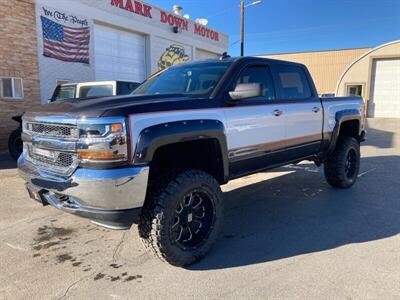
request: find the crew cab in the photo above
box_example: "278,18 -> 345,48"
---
18,57 -> 366,266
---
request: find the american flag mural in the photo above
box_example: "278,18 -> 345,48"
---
41,16 -> 90,64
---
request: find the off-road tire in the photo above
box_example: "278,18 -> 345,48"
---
138,169 -> 223,267
324,137 -> 360,188
8,128 -> 23,161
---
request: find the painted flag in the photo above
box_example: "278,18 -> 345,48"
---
41,16 -> 90,64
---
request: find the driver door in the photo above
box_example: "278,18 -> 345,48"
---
224,64 -> 287,178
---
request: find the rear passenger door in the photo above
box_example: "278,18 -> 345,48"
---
224,64 -> 287,177
273,64 -> 323,159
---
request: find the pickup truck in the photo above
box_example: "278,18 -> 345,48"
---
49,80 -> 140,102
18,57 -> 366,266
8,80 -> 140,160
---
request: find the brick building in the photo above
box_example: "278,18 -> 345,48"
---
0,0 -> 41,151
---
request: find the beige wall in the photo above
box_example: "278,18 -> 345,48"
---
0,0 -> 41,151
259,48 -> 369,94
336,41 -> 400,103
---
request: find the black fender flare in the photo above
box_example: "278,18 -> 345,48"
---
133,119 -> 229,182
326,109 -> 363,155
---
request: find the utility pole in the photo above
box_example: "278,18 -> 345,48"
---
240,0 -> 245,56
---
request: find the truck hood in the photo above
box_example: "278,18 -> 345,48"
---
25,94 -> 210,118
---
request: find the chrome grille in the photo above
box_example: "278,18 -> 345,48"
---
27,145 -> 78,175
26,122 -> 79,138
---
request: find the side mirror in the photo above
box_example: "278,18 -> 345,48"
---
229,83 -> 262,100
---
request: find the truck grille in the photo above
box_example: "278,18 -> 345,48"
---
25,122 -> 79,139
27,145 -> 78,175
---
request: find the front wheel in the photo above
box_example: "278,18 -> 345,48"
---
324,137 -> 360,188
138,170 -> 223,266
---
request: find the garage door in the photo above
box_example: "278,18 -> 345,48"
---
94,25 -> 146,82
370,58 -> 400,118
196,49 -> 219,60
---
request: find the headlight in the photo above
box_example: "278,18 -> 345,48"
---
77,118 -> 129,167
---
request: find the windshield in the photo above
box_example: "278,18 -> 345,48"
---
52,85 -> 76,101
132,62 -> 231,97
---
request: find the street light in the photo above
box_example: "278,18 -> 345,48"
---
240,0 -> 262,56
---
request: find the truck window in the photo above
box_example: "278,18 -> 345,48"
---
52,85 -> 76,101
236,66 -> 275,101
132,62 -> 231,98
275,65 -> 312,99
79,85 -> 113,98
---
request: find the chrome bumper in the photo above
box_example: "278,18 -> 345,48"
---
18,156 -> 149,228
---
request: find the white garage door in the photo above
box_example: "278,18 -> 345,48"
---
196,49 -> 219,60
370,58 -> 400,118
94,25 -> 146,82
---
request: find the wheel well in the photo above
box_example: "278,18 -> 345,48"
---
339,120 -> 360,139
149,139 -> 225,184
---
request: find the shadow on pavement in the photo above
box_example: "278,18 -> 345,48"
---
190,155 -> 400,270
0,153 -> 17,170
363,127 -> 395,149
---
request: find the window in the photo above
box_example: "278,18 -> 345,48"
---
276,65 -> 312,99
51,85 -> 76,102
132,62 -> 231,98
236,66 -> 275,100
79,85 -> 114,98
0,77 -> 23,99
347,85 -> 363,97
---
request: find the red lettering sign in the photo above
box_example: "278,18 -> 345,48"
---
194,24 -> 219,41
110,0 -> 152,19
160,11 -> 188,31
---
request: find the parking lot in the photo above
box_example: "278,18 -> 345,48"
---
0,118 -> 399,300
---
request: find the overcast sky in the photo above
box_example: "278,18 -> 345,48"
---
150,0 -> 400,56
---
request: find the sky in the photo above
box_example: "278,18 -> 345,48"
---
149,0 -> 400,56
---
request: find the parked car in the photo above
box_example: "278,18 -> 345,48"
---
18,57 -> 366,266
8,80 -> 140,160
49,80 -> 140,102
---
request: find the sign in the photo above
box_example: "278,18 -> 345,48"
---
111,0 -> 152,18
109,0 -> 221,42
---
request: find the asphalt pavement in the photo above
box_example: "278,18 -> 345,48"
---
0,118 -> 399,299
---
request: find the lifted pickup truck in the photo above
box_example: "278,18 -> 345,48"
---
18,57 -> 366,266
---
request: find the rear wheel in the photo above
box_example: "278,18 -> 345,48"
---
138,169 -> 223,266
324,137 -> 360,188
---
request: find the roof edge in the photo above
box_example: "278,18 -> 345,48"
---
335,40 -> 400,94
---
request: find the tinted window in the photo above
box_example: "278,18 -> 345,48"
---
132,62 -> 231,98
53,85 -> 76,101
79,85 -> 113,98
276,65 -> 312,99
236,66 -> 275,100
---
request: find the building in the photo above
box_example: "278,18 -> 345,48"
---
261,48 -> 370,95
0,0 -> 41,150
0,0 -> 228,151
260,40 -> 400,118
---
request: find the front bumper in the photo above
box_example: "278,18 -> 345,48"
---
18,156 -> 149,229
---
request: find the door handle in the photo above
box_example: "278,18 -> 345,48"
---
312,107 -> 320,113
273,109 -> 283,116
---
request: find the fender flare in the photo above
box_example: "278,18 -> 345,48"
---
327,109 -> 362,155
133,119 -> 229,182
